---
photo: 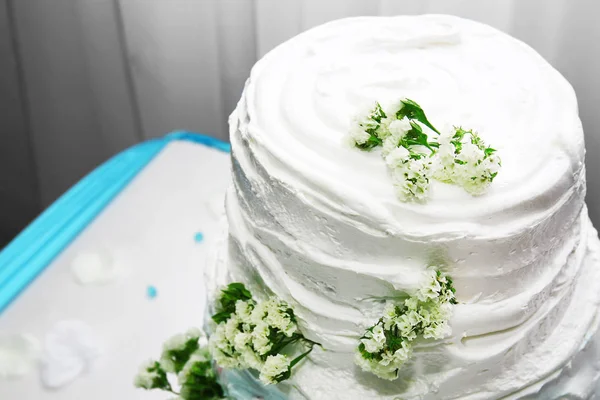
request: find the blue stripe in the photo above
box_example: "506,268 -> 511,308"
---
0,132 -> 230,314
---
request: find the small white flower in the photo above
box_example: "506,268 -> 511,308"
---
385,146 -> 410,168
133,360 -> 159,389
433,127 -> 500,195
382,303 -> 398,330
159,354 -> 176,373
211,347 -> 242,369
388,118 -> 412,137
417,270 -> 442,301
224,315 -> 242,343
162,334 -> 187,353
250,301 -> 268,325
394,314 -> 416,342
390,155 -> 431,202
259,354 -> 290,385
381,131 -> 404,157
423,322 -> 451,340
177,349 -> 211,385
240,347 -> 263,370
361,324 -> 386,353
235,300 -> 254,322
263,298 -> 296,337
251,321 -> 272,355
347,125 -> 372,146
404,297 -> 419,311
392,342 -> 412,364
233,332 -> 252,353
208,324 -> 242,369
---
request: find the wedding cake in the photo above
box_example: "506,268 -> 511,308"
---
206,15 -> 600,399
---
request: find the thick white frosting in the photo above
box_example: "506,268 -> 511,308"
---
206,15 -> 600,399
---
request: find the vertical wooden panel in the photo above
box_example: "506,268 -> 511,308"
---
301,0 -> 378,29
11,0 -> 108,206
119,0 -> 225,140
216,0 -> 257,124
379,0 -> 428,15
0,0 -> 39,243
510,0 -> 568,64
555,0 -> 600,225
254,0 -> 303,57
76,0 -> 142,153
422,0 -> 517,33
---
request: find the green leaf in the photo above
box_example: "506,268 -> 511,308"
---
211,311 -> 233,324
137,361 -> 172,392
274,344 -> 315,383
356,134 -> 383,150
222,283 -> 253,301
396,99 -> 440,134
369,102 -> 387,123
212,283 -> 254,323
162,338 -> 201,374
399,121 -> 436,153
484,147 -> 496,158
179,360 -> 225,400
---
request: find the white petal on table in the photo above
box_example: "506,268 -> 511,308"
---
40,320 -> 102,389
0,334 -> 41,379
70,250 -> 124,285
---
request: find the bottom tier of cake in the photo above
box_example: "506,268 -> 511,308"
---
206,214 -> 600,400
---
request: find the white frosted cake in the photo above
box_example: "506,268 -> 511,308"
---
206,15 -> 600,399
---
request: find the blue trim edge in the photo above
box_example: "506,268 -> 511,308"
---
0,132 -> 230,314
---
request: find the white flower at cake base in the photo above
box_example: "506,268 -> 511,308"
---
134,360 -> 165,390
134,328 -> 225,399
259,354 -> 291,385
208,283 -> 319,385
159,328 -> 204,373
210,323 -> 243,369
251,321 -> 272,356
355,269 -> 457,380
360,324 -> 386,353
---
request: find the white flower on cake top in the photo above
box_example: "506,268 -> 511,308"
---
347,98 -> 501,202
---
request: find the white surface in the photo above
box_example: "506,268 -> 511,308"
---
70,250 -> 123,286
0,141 -> 231,399
0,334 -> 40,379
212,15 -> 600,399
40,320 -> 102,389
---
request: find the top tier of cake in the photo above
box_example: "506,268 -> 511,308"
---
217,15 -> 600,399
229,13 -> 586,305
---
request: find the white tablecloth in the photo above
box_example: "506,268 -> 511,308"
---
0,141 -> 231,399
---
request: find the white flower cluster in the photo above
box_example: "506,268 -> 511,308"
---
259,354 -> 291,385
177,347 -> 212,385
347,102 -> 387,149
434,127 -> 501,195
209,296 -> 297,385
347,99 -> 501,201
134,360 -> 163,390
160,328 -> 203,372
355,269 -> 457,380
134,327 -> 224,399
385,146 -> 432,202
